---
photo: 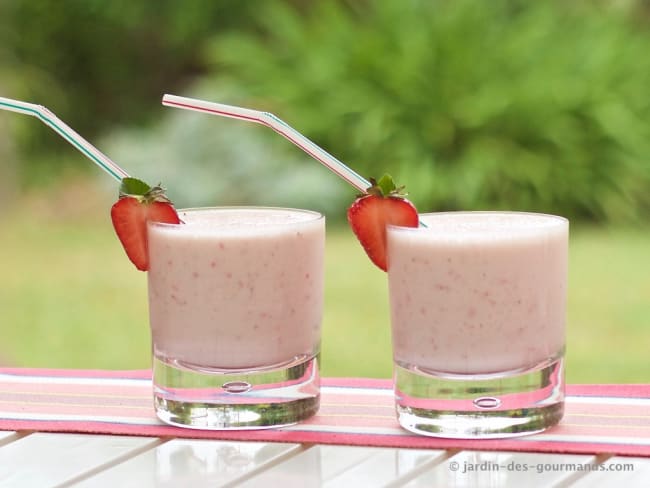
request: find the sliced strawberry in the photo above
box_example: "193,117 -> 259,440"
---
347,174 -> 419,271
110,177 -> 180,271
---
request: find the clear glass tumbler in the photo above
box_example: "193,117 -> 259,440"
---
387,212 -> 568,438
147,207 -> 324,429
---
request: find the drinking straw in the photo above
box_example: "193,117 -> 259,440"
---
162,94 -> 372,193
0,96 -> 129,182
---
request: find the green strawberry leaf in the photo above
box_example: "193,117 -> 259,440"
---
119,177 -> 151,197
376,174 -> 397,196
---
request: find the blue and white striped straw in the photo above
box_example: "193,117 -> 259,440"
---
0,96 -> 129,182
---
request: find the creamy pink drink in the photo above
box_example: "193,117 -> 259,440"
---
387,212 -> 568,438
147,207 -> 324,370
387,212 -> 568,375
148,207 -> 324,430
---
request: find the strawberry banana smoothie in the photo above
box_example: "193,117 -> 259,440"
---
387,212 -> 568,375
147,207 -> 324,370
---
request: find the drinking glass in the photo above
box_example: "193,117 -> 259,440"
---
387,212 -> 568,438
148,207 -> 324,429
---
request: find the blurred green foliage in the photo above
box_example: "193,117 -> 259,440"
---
206,0 -> 650,222
0,0 -> 255,162
2,0 -> 650,223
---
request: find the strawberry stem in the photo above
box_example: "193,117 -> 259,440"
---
365,173 -> 407,198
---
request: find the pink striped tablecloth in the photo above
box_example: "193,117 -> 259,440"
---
0,368 -> 648,457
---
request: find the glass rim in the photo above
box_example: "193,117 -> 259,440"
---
149,205 -> 324,229
388,210 -> 569,232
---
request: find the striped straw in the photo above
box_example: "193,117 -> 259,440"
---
0,96 -> 129,182
162,94 -> 372,193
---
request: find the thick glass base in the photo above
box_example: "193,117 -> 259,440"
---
394,354 -> 564,438
153,353 -> 320,430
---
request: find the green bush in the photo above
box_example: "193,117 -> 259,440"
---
203,0 -> 650,222
0,0 -> 256,170
3,0 -> 649,223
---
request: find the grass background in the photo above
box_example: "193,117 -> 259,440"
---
1,178 -> 648,384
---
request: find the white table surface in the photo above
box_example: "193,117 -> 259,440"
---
0,430 -> 648,487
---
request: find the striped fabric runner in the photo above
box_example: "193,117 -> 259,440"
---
0,368 -> 648,456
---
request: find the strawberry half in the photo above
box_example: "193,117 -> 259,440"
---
110,177 -> 181,271
347,174 -> 419,272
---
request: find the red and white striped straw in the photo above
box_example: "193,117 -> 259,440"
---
162,94 -> 371,193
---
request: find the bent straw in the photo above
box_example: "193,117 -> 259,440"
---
162,94 -> 371,193
0,96 -> 129,182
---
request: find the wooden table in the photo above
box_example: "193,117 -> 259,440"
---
1,429 -> 649,487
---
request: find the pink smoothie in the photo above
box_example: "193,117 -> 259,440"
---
387,212 -> 568,375
147,207 -> 324,370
